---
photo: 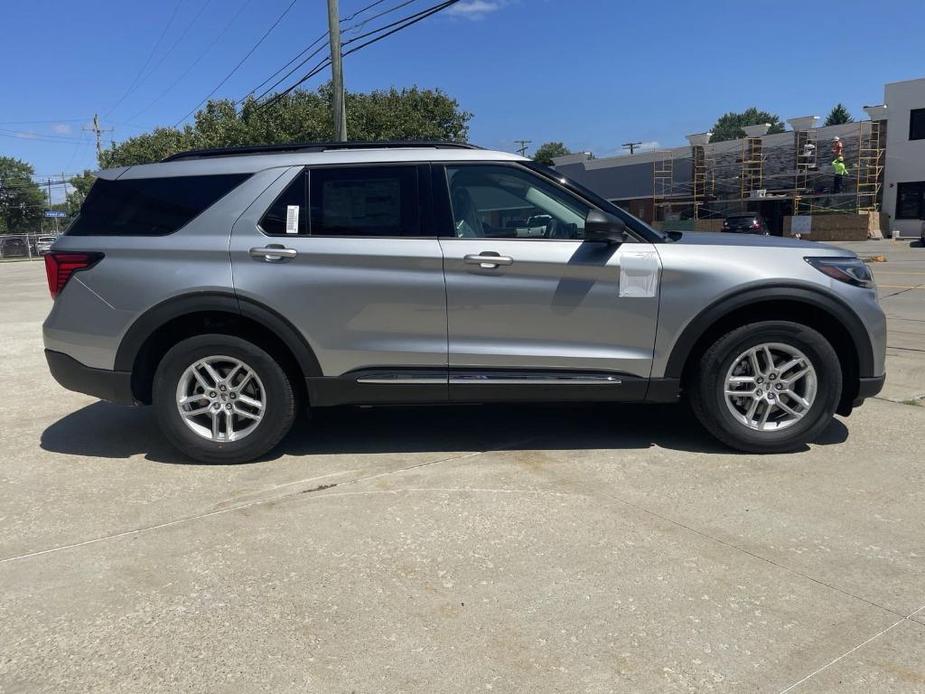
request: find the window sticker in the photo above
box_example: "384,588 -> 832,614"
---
285,205 -> 300,234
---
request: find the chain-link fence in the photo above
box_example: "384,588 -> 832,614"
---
0,233 -> 61,261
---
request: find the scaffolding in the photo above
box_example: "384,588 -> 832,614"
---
652,152 -> 674,221
690,144 -> 714,220
856,120 -> 885,212
792,128 -> 818,214
740,136 -> 764,198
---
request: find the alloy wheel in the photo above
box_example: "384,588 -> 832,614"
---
723,342 -> 818,432
175,355 -> 266,442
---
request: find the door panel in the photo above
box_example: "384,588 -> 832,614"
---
230,166 -> 448,378
436,162 -> 660,381
440,238 -> 661,378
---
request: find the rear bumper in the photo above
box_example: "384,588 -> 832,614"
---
45,349 -> 136,405
853,374 -> 886,406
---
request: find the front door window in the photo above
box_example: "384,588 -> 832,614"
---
445,165 -> 589,240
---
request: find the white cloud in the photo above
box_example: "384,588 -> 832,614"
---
16,131 -> 39,139
447,0 -> 504,19
52,123 -> 72,135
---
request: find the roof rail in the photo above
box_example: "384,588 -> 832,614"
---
162,140 -> 481,162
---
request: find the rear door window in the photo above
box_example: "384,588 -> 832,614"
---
308,166 -> 420,237
67,174 -> 249,236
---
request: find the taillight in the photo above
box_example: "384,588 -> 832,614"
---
44,252 -> 102,298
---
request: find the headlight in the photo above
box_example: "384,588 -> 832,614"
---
805,256 -> 875,289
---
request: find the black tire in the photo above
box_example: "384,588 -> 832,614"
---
153,334 -> 297,464
689,321 -> 842,453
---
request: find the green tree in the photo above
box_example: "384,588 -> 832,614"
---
532,141 -> 571,165
66,170 -> 97,215
99,85 -> 472,168
709,107 -> 786,142
824,103 -> 854,126
0,157 -> 46,233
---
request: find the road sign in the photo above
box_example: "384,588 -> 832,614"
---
44,210 -> 66,218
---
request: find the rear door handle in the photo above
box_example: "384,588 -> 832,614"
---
249,245 -> 297,262
464,252 -> 514,269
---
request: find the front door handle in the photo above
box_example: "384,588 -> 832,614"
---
249,245 -> 297,262
464,252 -> 514,269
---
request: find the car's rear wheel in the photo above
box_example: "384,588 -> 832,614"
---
689,321 -> 842,453
153,334 -> 296,464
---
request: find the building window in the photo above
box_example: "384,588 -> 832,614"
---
896,181 -> 925,220
910,108 -> 925,141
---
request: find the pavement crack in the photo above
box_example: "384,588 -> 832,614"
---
880,284 -> 924,299
777,603 -> 925,693
300,482 -> 338,494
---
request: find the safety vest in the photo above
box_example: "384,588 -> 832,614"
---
832,159 -> 848,176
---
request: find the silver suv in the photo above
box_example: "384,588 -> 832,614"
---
43,142 -> 886,463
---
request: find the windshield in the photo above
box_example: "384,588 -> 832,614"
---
524,161 -> 668,242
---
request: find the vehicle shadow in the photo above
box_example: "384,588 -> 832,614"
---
39,400 -> 849,466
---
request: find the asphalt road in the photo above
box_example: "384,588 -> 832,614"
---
1,240 -> 923,693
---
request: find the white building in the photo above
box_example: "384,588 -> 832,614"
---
882,77 -> 925,237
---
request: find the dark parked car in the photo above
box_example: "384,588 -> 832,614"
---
722,215 -> 769,235
1,236 -> 29,258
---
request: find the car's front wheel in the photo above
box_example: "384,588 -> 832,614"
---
153,334 -> 297,463
689,321 -> 842,453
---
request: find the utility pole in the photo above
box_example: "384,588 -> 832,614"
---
326,0 -> 347,141
45,178 -> 59,233
622,142 -> 643,155
83,114 -> 113,161
514,139 -> 532,157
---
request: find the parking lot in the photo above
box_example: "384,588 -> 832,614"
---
1,239 -> 923,693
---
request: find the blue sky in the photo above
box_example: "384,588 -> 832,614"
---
2,0 -> 925,188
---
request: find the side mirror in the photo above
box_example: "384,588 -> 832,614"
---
584,209 -> 627,243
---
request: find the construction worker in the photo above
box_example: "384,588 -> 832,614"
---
832,155 -> 849,193
832,136 -> 844,158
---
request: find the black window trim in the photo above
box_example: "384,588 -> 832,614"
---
909,107 -> 925,141
895,180 -> 925,220
434,160 -> 655,243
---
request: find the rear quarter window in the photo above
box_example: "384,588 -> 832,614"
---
66,173 -> 250,236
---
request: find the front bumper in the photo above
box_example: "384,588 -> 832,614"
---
45,349 -> 136,405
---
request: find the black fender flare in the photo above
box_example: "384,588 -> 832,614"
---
663,282 -> 875,379
113,291 -> 322,377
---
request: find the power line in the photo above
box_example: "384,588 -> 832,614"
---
0,129 -> 85,144
241,40 -> 328,105
251,0 -> 440,108
173,0 -> 301,126
116,0 -> 216,114
257,0 -> 458,111
237,0 -> 417,105
126,0 -> 254,124
514,139 -> 531,156
340,0 -> 435,47
104,0 -> 184,117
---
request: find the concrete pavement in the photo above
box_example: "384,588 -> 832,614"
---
1,242 -> 923,693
